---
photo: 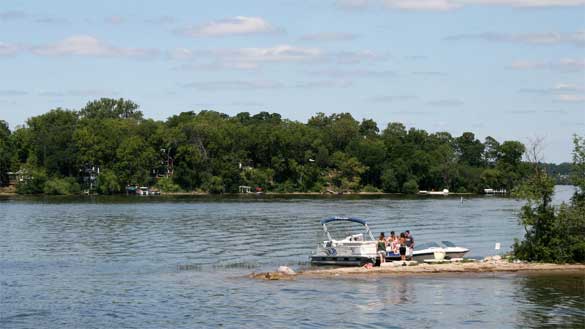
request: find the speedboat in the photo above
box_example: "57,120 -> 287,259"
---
386,241 -> 469,261
310,217 -> 378,266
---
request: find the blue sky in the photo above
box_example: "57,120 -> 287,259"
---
0,0 -> 583,162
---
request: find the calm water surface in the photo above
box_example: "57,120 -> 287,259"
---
1,186 -> 583,328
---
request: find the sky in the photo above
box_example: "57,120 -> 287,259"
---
0,0 -> 583,163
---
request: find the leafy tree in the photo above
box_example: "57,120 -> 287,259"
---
381,168 -> 399,193
44,177 -> 81,195
455,132 -> 485,167
571,135 -> 585,203
0,120 -> 11,186
15,165 -> 47,194
155,177 -> 182,193
512,137 -> 585,263
402,178 -> 419,194
202,175 -> 224,194
115,135 -> 157,185
97,169 -> 121,195
79,98 -> 142,120
359,118 -> 379,138
480,168 -> 503,189
26,109 -> 78,177
483,136 -> 500,166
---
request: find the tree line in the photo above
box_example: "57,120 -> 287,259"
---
0,98 -> 532,195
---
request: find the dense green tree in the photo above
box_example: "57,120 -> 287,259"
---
7,99 -> 534,195
26,109 -> 78,177
512,136 -> 585,263
402,178 -> 419,194
381,168 -> 399,193
0,120 -> 11,185
483,136 -> 500,166
79,98 -> 142,120
455,132 -> 485,167
15,165 -> 47,194
97,169 -> 122,195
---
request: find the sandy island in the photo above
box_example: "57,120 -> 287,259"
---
251,260 -> 585,280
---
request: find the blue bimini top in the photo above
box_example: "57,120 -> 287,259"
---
320,217 -> 367,226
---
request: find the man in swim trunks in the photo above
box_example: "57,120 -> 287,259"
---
405,230 -> 415,260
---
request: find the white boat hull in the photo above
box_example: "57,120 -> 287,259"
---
310,255 -> 375,266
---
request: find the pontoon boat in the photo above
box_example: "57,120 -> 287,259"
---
310,217 -> 378,266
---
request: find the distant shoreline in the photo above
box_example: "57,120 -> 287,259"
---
0,190 -> 481,197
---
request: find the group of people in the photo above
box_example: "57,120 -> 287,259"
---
376,230 -> 415,264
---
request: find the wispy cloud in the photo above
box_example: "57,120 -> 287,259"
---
0,42 -> 22,56
369,95 -> 418,102
383,0 -> 461,11
38,89 -> 120,97
509,58 -> 585,72
105,16 -> 125,25
555,94 -> 585,102
294,80 -> 353,89
337,0 -> 584,11
334,50 -> 391,64
182,79 -> 353,91
299,32 -> 359,42
445,32 -> 585,47
230,101 -> 266,107
412,71 -> 448,76
519,83 -> 585,103
182,80 -> 284,91
169,45 -> 322,69
0,10 -> 26,21
428,99 -> 464,106
69,89 -> 120,97
31,35 -> 159,59
464,0 -> 585,8
335,0 -> 371,10
35,16 -> 69,25
0,90 -> 28,96
144,16 -> 176,25
175,16 -> 280,37
169,46 -> 388,70
519,83 -> 584,94
307,69 -> 396,78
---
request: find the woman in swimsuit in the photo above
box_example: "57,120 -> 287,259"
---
377,232 -> 387,264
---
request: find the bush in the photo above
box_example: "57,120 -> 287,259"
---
402,179 -> 419,194
381,168 -> 399,193
16,168 -> 47,194
155,177 -> 182,193
362,185 -> 380,192
43,177 -> 81,195
203,176 -> 224,194
97,169 -> 121,195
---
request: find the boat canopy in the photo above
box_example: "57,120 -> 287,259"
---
320,217 -> 367,226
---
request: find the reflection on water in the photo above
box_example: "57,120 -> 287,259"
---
0,187 -> 583,328
516,273 -> 585,328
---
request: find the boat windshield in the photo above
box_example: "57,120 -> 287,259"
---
416,242 -> 440,249
324,221 -> 372,241
441,241 -> 456,247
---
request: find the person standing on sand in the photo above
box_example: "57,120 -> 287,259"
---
399,232 -> 407,263
405,230 -> 415,260
377,232 -> 387,264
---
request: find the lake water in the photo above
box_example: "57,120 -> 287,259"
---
1,186 -> 583,328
